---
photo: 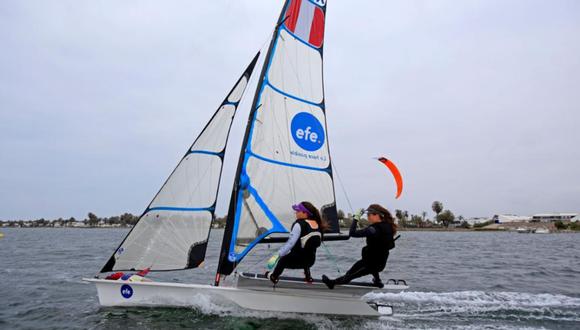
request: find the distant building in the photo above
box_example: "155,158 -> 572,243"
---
572,215 -> 579,223
492,214 -> 531,223
465,217 -> 490,225
531,213 -> 578,222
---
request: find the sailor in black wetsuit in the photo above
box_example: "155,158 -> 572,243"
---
268,201 -> 327,284
322,204 -> 396,289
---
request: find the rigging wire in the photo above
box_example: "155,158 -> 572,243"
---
245,244 -> 274,271
321,242 -> 342,274
331,159 -> 355,214
319,160 -> 358,275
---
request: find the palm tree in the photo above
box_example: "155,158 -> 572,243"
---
432,201 -> 443,224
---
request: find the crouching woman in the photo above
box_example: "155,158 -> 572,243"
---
268,201 -> 327,284
322,203 -> 396,289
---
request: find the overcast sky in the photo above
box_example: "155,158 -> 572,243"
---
1,0 -> 579,221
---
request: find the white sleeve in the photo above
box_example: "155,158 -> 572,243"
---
278,224 -> 301,257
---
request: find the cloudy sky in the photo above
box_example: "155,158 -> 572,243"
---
1,0 -> 579,221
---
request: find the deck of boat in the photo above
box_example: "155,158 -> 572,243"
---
237,272 -> 408,297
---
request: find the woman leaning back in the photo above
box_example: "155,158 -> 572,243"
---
322,203 -> 396,289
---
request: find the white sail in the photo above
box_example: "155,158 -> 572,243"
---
219,0 -> 337,275
101,54 -> 259,272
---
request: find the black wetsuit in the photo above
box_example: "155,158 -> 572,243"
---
271,219 -> 322,280
330,220 -> 394,286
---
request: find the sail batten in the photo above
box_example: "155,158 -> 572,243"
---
100,53 -> 260,273
147,207 -> 213,212
265,81 -> 323,107
217,0 -> 338,278
188,150 -> 223,156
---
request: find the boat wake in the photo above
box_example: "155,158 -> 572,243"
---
159,290 -> 580,323
170,293 -> 340,329
366,290 -> 580,322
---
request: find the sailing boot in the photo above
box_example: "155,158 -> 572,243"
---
304,268 -> 313,283
372,273 -> 384,288
329,273 -> 356,288
321,275 -> 335,289
265,271 -> 279,285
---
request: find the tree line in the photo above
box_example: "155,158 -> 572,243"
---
2,200 -> 465,229
335,200 -> 467,229
1,212 -> 139,228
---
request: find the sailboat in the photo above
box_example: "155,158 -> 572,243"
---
84,0 -> 408,316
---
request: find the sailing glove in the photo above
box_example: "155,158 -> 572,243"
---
353,208 -> 365,221
266,254 -> 280,270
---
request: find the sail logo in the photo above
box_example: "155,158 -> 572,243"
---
291,112 -> 325,152
120,284 -> 133,299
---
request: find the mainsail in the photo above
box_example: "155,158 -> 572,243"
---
100,54 -> 260,272
218,0 -> 338,277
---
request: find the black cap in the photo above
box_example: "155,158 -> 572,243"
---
365,204 -> 388,218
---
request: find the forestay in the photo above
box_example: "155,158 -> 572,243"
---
218,0 -> 338,276
100,54 -> 260,272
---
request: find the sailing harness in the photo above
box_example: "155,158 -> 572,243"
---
290,219 -> 322,257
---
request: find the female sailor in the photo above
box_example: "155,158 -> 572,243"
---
267,201 -> 327,284
322,203 -> 396,289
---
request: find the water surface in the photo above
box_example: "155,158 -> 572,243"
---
1,228 -> 578,329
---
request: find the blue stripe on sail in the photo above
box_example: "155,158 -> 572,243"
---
223,101 -> 238,106
187,150 -> 222,156
249,151 -> 330,173
280,25 -> 322,52
265,80 -> 323,108
228,185 -> 287,262
247,185 -> 286,233
147,206 -> 214,212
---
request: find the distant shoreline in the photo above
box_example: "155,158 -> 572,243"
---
2,217 -> 578,233
2,226 -> 578,234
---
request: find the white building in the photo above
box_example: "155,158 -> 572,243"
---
465,217 -> 491,225
531,213 -> 578,222
492,214 -> 532,223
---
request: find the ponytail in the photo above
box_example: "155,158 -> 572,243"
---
301,201 -> 329,232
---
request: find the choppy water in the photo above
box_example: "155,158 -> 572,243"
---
0,228 -> 579,329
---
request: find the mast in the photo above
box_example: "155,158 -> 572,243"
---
216,0 -> 335,283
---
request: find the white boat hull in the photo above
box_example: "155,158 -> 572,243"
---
84,277 -> 399,316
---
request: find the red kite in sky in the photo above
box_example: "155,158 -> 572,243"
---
377,157 -> 403,199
